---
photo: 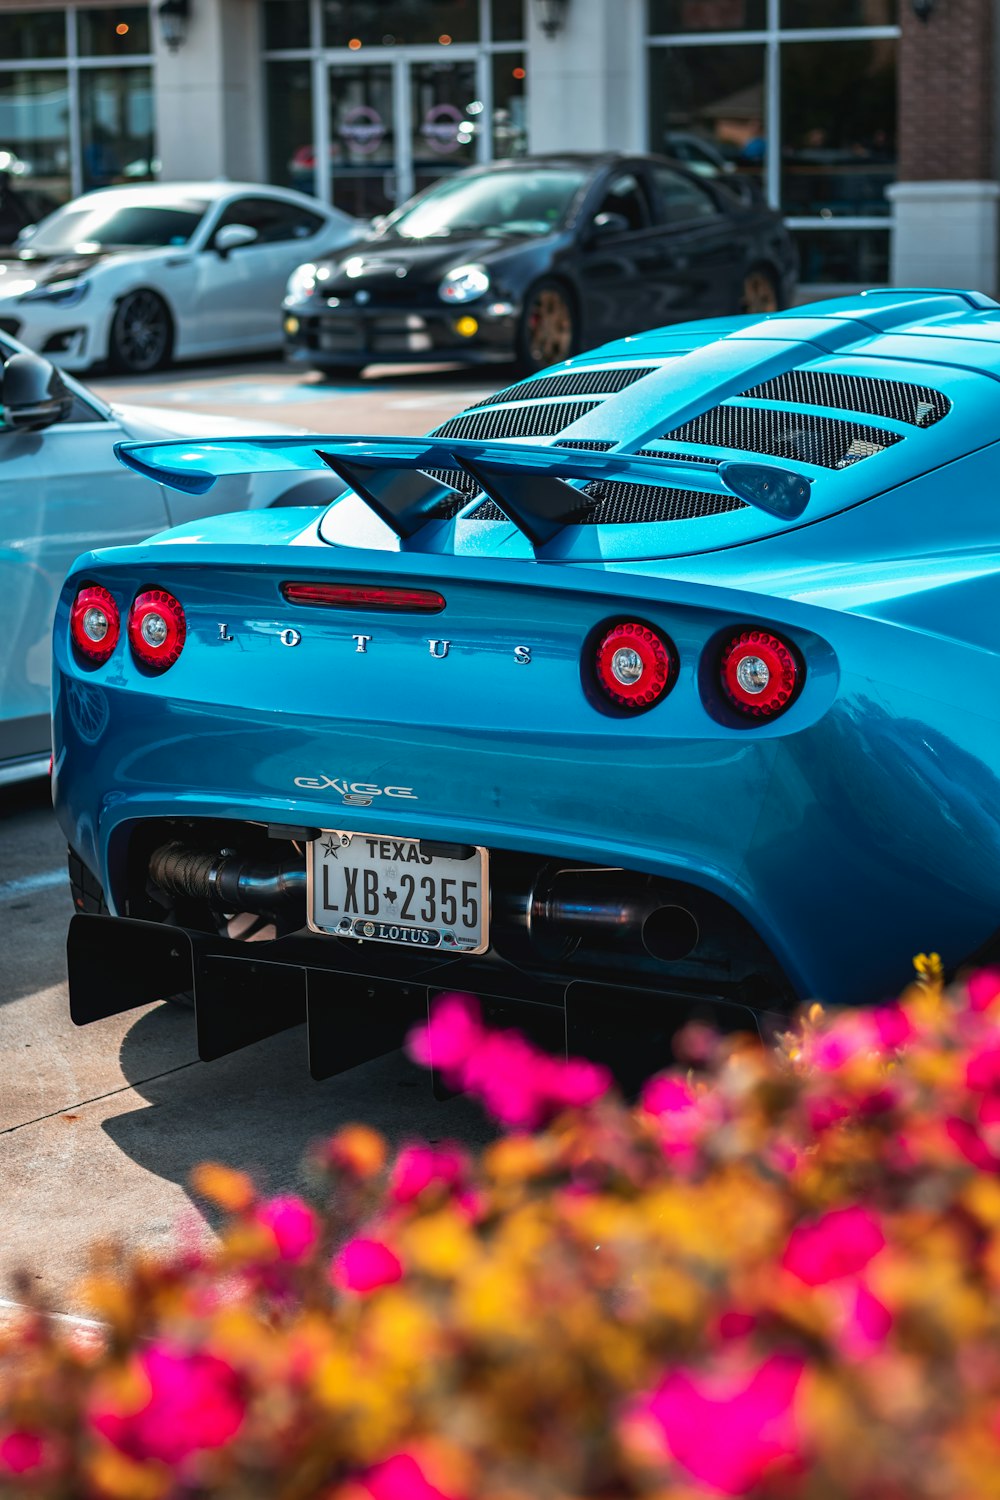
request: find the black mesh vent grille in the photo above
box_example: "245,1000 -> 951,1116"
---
556,438 -> 616,452
663,406 -> 901,469
637,447 -> 723,465
739,370 -> 950,428
431,400 -> 601,442
575,482 -> 746,525
467,367 -> 655,409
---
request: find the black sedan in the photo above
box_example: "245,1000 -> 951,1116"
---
281,152 -> 797,376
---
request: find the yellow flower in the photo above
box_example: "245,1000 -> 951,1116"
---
190,1162 -> 256,1213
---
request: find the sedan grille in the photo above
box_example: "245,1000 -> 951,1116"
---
663,406 -> 902,469
739,370 -> 950,428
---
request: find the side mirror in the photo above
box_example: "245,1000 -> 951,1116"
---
213,222 -> 258,257
0,351 -> 73,432
15,223 -> 37,244
590,210 -> 631,239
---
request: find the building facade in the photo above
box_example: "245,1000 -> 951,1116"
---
0,0 -> 994,295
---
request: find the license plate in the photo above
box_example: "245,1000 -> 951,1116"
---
307,830 -> 489,954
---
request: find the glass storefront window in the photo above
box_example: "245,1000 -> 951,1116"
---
492,53 -> 527,158
78,7 -> 151,57
328,62 -> 396,216
781,38 -> 895,217
649,44 -> 766,195
263,0 -> 311,50
792,227 -> 889,283
491,0 -> 525,40
79,67 -> 154,190
323,0 -> 478,48
410,59 -> 477,196
648,0 -> 766,34
267,60 -> 314,192
0,12 -> 66,62
0,70 -> 71,201
781,0 -> 896,26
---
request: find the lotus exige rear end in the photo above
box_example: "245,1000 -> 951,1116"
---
53,289 -> 1000,1081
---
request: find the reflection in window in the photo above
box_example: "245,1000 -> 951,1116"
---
323,0 -> 478,47
649,45 -> 765,196
792,228 -> 889,283
411,60 -> 478,198
263,0 -> 311,49
780,0 -> 896,25
329,63 -> 395,217
492,54 -> 527,160
781,39 -> 895,218
80,68 -> 154,190
648,0 -> 766,32
266,61 -> 314,192
0,71 -> 71,201
78,7 -> 151,57
0,11 -> 66,62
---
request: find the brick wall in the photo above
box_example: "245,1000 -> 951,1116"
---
898,0 -> 994,180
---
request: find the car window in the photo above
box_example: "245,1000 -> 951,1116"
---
592,173 -> 652,232
651,166 -> 721,223
24,199 -> 209,253
383,168 -> 587,239
213,196 -> 325,245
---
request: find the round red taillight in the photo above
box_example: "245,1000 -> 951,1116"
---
70,584 -> 120,666
720,629 -> 801,719
594,620 -> 675,712
128,588 -> 186,673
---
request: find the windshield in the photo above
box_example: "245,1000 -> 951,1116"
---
22,198 -> 210,255
384,168 -> 587,239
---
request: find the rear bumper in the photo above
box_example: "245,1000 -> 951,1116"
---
67,910 -> 771,1089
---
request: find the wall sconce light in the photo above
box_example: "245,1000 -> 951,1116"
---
157,0 -> 191,51
534,0 -> 569,38
912,0 -> 934,19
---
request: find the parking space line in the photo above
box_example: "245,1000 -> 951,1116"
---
0,869 -> 66,902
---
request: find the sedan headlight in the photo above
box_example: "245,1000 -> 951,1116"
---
438,264 -> 490,304
285,262 -> 318,301
19,278 -> 90,306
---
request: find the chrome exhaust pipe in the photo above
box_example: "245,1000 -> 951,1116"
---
524,869 -> 700,962
149,841 -> 306,913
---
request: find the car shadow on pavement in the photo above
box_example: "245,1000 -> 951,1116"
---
102,1002 -> 493,1221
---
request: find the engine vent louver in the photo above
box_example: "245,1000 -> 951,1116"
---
467,366 -> 656,410
431,399 -> 601,443
663,406 -> 902,469
637,447 -> 723,466
556,438 -> 616,452
575,482 -> 746,525
739,370 -> 950,428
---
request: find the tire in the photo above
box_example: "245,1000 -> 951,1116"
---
312,363 -> 365,381
67,846 -> 194,1008
516,279 -> 578,373
108,289 -> 173,374
741,266 -> 781,316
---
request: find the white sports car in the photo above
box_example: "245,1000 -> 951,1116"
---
0,181 -> 361,375
0,329 -> 344,785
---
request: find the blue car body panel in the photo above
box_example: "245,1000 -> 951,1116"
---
51,289 -> 1000,1047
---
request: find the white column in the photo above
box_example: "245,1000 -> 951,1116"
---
527,0 -> 645,155
154,0 -> 265,183
887,181 -> 1000,297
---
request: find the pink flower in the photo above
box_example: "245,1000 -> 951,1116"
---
782,1205 -> 885,1287
90,1345 -> 244,1465
968,969 -> 1000,1013
543,1055 -> 612,1110
967,1044 -> 1000,1095
0,1431 -> 45,1475
833,1280 -> 893,1360
946,1116 -> 1000,1172
361,1451 -> 458,1500
391,1143 -> 467,1205
254,1195 -> 319,1263
332,1237 -> 403,1294
407,994 -> 483,1073
642,1075 -> 697,1119
642,1353 -> 805,1495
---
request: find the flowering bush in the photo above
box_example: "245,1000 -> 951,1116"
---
7,959 -> 1000,1497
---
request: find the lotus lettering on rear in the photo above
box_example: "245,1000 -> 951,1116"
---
293,775 -> 417,806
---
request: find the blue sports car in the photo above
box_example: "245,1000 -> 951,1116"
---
53,288 -> 1000,1079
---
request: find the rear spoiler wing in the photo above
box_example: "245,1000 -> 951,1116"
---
115,434 -> 811,550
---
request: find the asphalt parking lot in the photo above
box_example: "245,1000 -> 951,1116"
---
0,355 -> 506,1318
